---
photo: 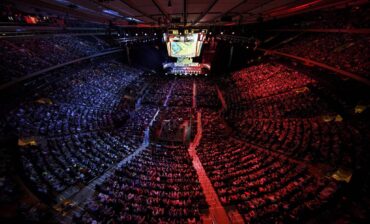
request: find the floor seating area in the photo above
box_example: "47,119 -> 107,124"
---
168,78 -> 194,107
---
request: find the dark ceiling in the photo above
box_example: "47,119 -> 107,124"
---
11,0 -> 368,27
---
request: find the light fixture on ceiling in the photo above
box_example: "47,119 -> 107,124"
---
168,0 -> 172,7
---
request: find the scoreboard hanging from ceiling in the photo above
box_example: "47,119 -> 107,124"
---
163,29 -> 207,58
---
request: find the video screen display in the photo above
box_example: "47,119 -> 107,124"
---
164,32 -> 205,58
171,41 -> 197,57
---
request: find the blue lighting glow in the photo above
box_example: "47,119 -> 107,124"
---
103,9 -> 120,16
127,17 -> 142,23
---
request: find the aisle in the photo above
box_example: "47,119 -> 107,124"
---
188,112 -> 234,224
216,85 -> 227,110
193,81 -> 197,108
163,80 -> 175,107
54,108 -> 161,223
54,142 -> 148,223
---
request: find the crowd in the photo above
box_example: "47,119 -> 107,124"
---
76,145 -> 207,223
0,49 -> 368,223
7,60 -> 138,137
0,143 -> 18,205
168,78 -> 194,107
198,110 -> 339,223
20,131 -> 139,200
18,103 -> 158,202
232,117 -> 359,166
142,77 -> 173,106
223,63 -> 364,167
0,35 -> 114,85
277,33 -> 370,78
227,63 -> 316,102
196,79 -> 222,109
4,59 -> 162,202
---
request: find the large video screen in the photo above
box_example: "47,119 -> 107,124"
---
164,32 -> 205,58
171,41 -> 197,57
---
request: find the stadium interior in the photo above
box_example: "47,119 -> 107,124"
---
0,0 -> 370,223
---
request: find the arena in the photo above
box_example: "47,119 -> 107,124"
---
0,0 -> 369,223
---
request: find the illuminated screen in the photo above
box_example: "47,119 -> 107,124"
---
165,33 -> 205,58
171,41 -> 197,57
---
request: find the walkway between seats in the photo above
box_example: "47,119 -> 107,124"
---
55,141 -> 148,223
188,112 -> 242,224
163,80 -> 175,107
54,108 -> 160,222
216,85 -> 227,110
193,81 -> 197,108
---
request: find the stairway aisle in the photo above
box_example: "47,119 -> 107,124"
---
54,142 -> 148,223
54,108 -> 161,223
216,85 -> 227,110
193,81 -> 197,108
188,111 -> 240,224
163,80 -> 175,107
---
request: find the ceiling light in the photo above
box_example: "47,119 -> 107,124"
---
103,9 -> 120,16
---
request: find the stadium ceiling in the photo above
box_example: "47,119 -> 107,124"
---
13,0 -> 367,27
